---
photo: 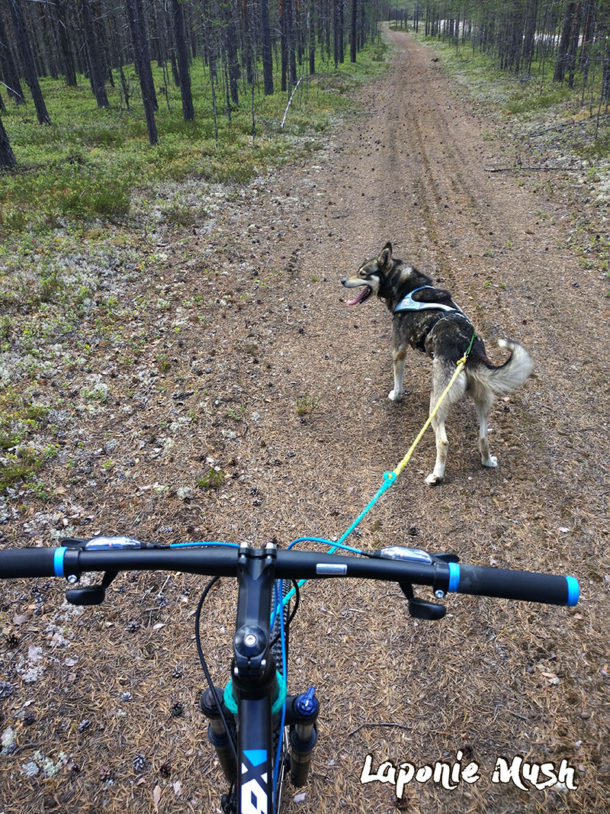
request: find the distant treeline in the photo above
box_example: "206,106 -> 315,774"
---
389,1 -> 609,98
0,0 -> 391,167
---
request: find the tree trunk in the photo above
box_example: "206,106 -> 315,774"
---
334,0 -> 344,67
52,0 -> 78,86
554,1 -> 577,82
7,0 -> 51,124
0,113 -> 17,169
350,0 -> 357,62
126,0 -> 158,111
125,0 -> 158,144
261,0 -> 274,94
81,0 -> 109,107
308,0 -> 315,75
286,0 -> 297,84
602,31 -> 610,104
520,0 -> 539,74
577,0 -> 595,83
223,1 -> 240,107
566,1 -> 583,88
0,13 -> 25,103
171,0 -> 194,120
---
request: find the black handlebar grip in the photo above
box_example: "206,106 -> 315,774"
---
0,548 -> 60,579
448,563 -> 579,606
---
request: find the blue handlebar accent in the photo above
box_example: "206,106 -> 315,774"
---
447,562 -> 460,593
53,547 -> 67,578
566,576 -> 579,607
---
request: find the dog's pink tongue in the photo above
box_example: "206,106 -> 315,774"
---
345,288 -> 368,306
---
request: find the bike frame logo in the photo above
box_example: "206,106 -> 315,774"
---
240,749 -> 270,814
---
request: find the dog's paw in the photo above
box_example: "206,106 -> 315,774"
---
388,389 -> 403,402
482,455 -> 498,468
425,472 -> 443,486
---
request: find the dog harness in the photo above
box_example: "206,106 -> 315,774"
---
393,285 -> 466,316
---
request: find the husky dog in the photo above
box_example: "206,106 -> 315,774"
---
341,242 -> 533,485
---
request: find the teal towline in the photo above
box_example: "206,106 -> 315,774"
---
278,471 -> 397,610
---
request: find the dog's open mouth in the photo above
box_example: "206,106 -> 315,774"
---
345,285 -> 372,306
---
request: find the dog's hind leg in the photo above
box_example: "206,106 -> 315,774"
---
389,344 -> 407,402
426,363 -> 466,486
471,382 -> 497,469
426,405 -> 449,485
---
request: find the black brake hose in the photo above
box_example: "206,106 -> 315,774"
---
195,577 -> 238,763
269,578 -> 300,649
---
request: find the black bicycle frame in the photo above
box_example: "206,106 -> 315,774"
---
231,543 -> 280,814
203,544 -> 319,813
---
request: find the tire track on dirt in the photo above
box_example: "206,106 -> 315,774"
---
382,30 -> 556,304
297,34 -> 607,811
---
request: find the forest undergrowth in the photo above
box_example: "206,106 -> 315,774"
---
0,42 -> 388,237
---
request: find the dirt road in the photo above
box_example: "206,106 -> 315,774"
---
1,28 -> 607,814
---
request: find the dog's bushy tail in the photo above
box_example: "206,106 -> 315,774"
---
472,339 -> 534,395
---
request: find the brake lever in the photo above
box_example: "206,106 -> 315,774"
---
399,582 -> 446,621
66,570 -> 118,606
62,537 -> 88,549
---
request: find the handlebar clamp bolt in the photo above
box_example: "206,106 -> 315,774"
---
67,574 -> 78,584
434,589 -> 445,599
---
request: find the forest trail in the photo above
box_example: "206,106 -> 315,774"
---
1,28 -> 607,814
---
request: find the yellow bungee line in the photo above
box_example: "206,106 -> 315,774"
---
278,337 -> 477,609
392,352 -> 468,477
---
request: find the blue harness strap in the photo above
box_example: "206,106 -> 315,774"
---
393,285 -> 466,316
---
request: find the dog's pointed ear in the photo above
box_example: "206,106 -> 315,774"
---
378,242 -> 393,270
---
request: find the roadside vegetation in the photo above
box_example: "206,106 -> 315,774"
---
412,31 -> 609,156
0,43 -> 388,239
0,40 -> 389,495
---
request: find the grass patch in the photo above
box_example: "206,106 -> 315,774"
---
414,32 -> 605,119
197,467 -> 225,490
579,131 -> 610,160
0,389 -> 54,490
0,43 -> 390,239
296,395 -> 320,417
0,389 -> 49,450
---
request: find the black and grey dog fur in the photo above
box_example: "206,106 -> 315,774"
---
341,242 -> 533,485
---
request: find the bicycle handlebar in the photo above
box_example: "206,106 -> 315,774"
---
0,547 -> 59,579
0,540 -> 579,607
447,562 -> 578,606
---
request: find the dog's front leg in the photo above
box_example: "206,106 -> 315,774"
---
389,346 -> 407,402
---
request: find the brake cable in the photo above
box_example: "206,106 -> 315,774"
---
194,577 -> 238,763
